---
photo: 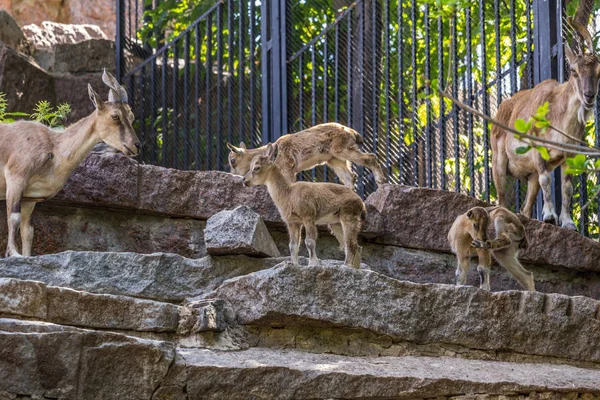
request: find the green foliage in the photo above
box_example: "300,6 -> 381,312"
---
30,101 -> 72,128
0,92 -> 29,123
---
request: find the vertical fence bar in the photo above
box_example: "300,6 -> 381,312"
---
139,66 -> 146,162
480,0 -> 490,202
195,24 -> 201,170
172,44 -> 179,169
596,94 -> 600,237
311,44 -> 317,182
205,14 -> 213,170
116,0 -> 126,82
150,59 -> 157,165
183,33 -> 191,169
323,35 -> 329,182
227,0 -> 234,157
249,2 -> 257,146
410,0 -> 418,187
580,173 -> 589,236
334,25 -> 339,122
509,0 -> 521,212
398,0 -> 404,184
424,2 -> 432,188
452,11 -> 460,192
238,0 -> 246,146
161,51 -> 168,167
216,4 -> 223,171
384,0 -> 391,181
347,14 -> 352,129
466,6 -> 474,197
370,0 -> 378,192
438,15 -> 446,191
299,53 -> 304,130
358,1 -> 365,197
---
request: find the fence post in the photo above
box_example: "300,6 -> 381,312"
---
532,0 -> 563,220
261,0 -> 288,143
115,0 -> 126,82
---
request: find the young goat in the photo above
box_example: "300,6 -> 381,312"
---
228,122 -> 385,188
243,143 -> 366,268
0,70 -> 140,257
448,206 -> 535,291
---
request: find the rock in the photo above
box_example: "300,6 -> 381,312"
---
5,0 -> 116,40
178,299 -> 228,335
0,277 -> 180,332
0,10 -> 31,55
0,278 -> 46,319
48,39 -> 115,73
0,42 -> 55,113
0,318 -> 174,399
22,21 -> 108,51
159,347 -> 600,399
205,206 -> 280,257
208,263 -> 600,364
0,251 -> 283,303
53,72 -> 106,121
365,184 -> 600,273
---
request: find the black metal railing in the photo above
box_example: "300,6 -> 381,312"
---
123,0 -> 263,171
116,0 -> 600,238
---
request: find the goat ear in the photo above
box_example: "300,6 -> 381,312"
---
467,210 -> 473,219
88,84 -> 104,110
565,43 -> 578,64
227,142 -> 243,154
271,144 -> 279,161
239,141 -> 246,150
102,68 -> 128,103
265,142 -> 276,161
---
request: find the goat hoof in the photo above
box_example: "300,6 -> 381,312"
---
560,221 -> 577,231
543,213 -> 558,225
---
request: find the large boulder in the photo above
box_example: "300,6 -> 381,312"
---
0,251 -> 283,303
0,10 -> 31,55
23,21 -> 108,50
205,206 -> 280,257
0,319 -> 174,399
44,39 -> 115,73
0,41 -> 55,113
208,262 -> 600,364
366,184 -> 600,272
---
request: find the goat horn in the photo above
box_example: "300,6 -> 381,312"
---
568,17 -> 595,55
102,68 -> 129,103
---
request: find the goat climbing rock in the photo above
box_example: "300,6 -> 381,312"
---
204,205 -> 280,258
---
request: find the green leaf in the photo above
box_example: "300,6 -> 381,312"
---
515,145 -> 532,154
514,119 -> 530,133
5,112 -> 29,117
536,146 -> 550,161
594,159 -> 600,170
573,154 -> 587,169
565,167 -> 584,175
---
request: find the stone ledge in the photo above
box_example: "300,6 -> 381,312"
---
156,347 -> 600,399
0,251 -> 283,303
207,263 -> 600,365
0,318 -> 174,399
43,152 -> 600,273
0,277 -> 179,333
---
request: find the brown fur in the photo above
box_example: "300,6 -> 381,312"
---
228,122 -> 385,188
0,71 -> 140,257
448,206 -> 535,291
492,37 -> 600,230
243,143 -> 366,268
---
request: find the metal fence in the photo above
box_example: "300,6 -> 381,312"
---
116,0 -> 600,238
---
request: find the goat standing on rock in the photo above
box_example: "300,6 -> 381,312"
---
242,143 -> 366,268
228,122 -> 386,188
0,70 -> 140,257
448,206 -> 535,291
491,20 -> 600,230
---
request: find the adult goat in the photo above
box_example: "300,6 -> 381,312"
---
491,20 -> 600,230
0,70 -> 140,257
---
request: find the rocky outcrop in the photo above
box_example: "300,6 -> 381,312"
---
0,10 -> 31,55
205,206 -> 280,257
23,21 -> 107,50
0,251 -> 282,303
0,319 -> 174,399
208,262 -> 600,365
0,0 -> 116,39
365,184 -> 600,272
0,41 -> 55,113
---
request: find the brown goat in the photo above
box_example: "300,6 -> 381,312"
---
491,21 -> 600,230
228,122 -> 385,188
242,143 -> 366,268
448,206 -> 535,291
0,70 -> 140,257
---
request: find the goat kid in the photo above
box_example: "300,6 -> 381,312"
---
228,122 -> 386,188
448,206 -> 535,291
0,70 -> 140,257
243,143 -> 366,268
491,20 -> 600,230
